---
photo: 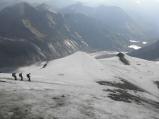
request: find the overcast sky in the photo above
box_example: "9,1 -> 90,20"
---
1,0 -> 159,9
73,0 -> 159,10
1,0 -> 159,15
0,0 -> 159,25
2,0 -> 159,7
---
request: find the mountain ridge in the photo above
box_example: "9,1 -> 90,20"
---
61,3 -> 149,51
0,2 -> 157,68
0,2 -> 86,68
129,40 -> 159,61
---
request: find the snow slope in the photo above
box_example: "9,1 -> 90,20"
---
0,52 -> 159,119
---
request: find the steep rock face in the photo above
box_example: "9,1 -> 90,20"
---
0,37 -> 44,68
0,2 -> 86,68
129,40 -> 159,61
64,13 -> 128,51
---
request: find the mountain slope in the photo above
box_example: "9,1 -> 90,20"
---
129,40 -> 159,61
64,13 -> 129,51
61,3 -> 147,51
0,2 -> 86,68
0,2 -> 155,68
0,52 -> 159,118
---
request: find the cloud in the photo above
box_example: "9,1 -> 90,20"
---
136,0 -> 142,4
1,0 -> 159,10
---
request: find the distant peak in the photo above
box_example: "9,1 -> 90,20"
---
2,1 -> 35,12
69,2 -> 84,8
0,2 -> 36,17
97,5 -> 122,10
13,2 -> 32,7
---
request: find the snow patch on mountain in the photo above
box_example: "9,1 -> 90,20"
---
128,45 -> 141,50
129,40 -> 139,43
142,42 -> 147,44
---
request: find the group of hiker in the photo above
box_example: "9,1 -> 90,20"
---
12,73 -> 31,81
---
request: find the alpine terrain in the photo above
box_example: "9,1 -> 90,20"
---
0,1 -> 159,119
0,52 -> 159,119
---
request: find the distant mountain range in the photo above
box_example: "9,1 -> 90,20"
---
61,3 -> 148,51
129,40 -> 159,61
0,2 -> 86,68
0,2 -> 158,68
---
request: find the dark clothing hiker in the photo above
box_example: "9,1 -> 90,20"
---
26,73 -> 31,82
12,73 -> 17,80
19,73 -> 23,81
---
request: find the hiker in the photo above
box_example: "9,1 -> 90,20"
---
12,73 -> 17,80
42,61 -> 48,69
42,63 -> 47,68
26,73 -> 31,82
19,73 -> 23,81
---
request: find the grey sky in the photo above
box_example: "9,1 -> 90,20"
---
1,0 -> 159,9
1,0 -> 159,17
3,0 -> 159,6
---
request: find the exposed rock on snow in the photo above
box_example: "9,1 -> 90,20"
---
154,81 -> 159,89
117,53 -> 130,65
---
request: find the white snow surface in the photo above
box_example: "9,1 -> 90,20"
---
142,42 -> 147,45
128,45 -> 142,50
129,40 -> 139,43
0,51 -> 159,119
